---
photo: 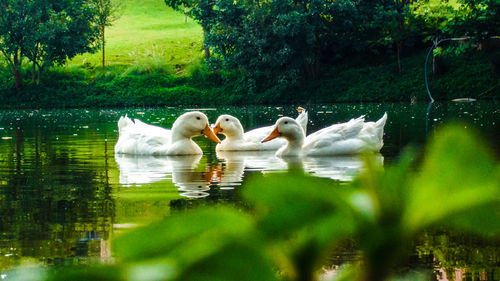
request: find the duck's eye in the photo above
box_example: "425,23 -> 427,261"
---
284,121 -> 288,124
225,118 -> 229,122
196,116 -> 201,120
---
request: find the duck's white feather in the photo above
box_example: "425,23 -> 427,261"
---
215,108 -> 308,151
295,110 -> 308,135
242,125 -> 286,150
303,116 -> 366,156
269,113 -> 387,157
115,111 -> 217,156
115,117 -> 174,155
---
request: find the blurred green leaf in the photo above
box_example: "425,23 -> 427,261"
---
405,125 -> 500,233
243,173 -> 357,281
177,242 -> 277,281
243,173 -> 354,239
346,152 -> 418,281
125,262 -> 176,281
114,207 -> 254,268
445,202 -> 500,237
350,151 -> 415,225
45,266 -> 124,281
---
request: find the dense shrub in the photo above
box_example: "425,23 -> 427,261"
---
0,50 -> 498,108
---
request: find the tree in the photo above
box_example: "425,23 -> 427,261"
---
411,0 -> 498,74
0,0 -> 32,90
27,0 -> 100,83
453,0 -> 499,40
370,0 -> 418,73
202,0 -> 363,93
0,0 -> 100,88
91,0 -> 123,69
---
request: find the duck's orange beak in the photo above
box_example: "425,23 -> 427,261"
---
203,124 -> 221,143
213,122 -> 222,135
261,126 -> 281,143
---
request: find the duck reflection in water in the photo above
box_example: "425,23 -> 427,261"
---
271,154 -> 384,181
115,152 -> 384,199
214,151 -> 284,185
301,154 -> 384,181
115,154 -> 213,198
215,151 -> 384,182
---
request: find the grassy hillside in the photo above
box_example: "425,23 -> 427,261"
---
70,0 -> 204,73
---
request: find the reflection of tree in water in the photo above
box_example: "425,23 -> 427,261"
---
0,129 -> 114,267
316,230 -> 499,281
412,230 -> 500,281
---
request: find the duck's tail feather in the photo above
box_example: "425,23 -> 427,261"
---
375,112 -> 387,142
296,108 -> 308,135
118,115 -> 134,133
375,112 -> 388,128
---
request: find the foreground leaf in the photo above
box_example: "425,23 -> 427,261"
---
114,207 -> 254,268
177,242 -> 277,281
243,173 -> 353,239
405,125 -> 500,234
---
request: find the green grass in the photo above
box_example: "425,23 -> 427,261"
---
70,0 -> 204,74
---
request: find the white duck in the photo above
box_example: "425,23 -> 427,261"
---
114,111 -> 221,155
262,113 -> 387,157
213,107 -> 308,151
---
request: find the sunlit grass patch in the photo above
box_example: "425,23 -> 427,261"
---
69,0 -> 204,70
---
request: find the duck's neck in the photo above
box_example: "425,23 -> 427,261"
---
278,129 -> 305,156
171,124 -> 196,143
280,139 -> 304,156
223,124 -> 244,141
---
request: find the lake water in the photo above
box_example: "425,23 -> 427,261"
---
0,102 -> 499,279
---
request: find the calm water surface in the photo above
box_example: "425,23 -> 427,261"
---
0,102 -> 499,279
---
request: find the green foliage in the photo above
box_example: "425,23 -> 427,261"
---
26,124 -> 500,281
90,0 -> 124,69
45,266 -> 124,281
1,0 -> 498,105
116,208 -> 254,262
203,0 -> 366,92
163,0 -> 499,96
0,0 -> 100,88
405,124 -> 500,233
1,48 -> 498,107
411,0 -> 499,55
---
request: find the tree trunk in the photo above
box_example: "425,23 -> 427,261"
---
102,27 -> 106,70
184,7 -> 187,23
12,51 -> 22,90
13,67 -> 22,90
395,2 -> 405,74
432,37 -> 438,76
36,65 -> 41,85
203,28 -> 210,58
31,43 -> 39,83
32,62 -> 37,84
